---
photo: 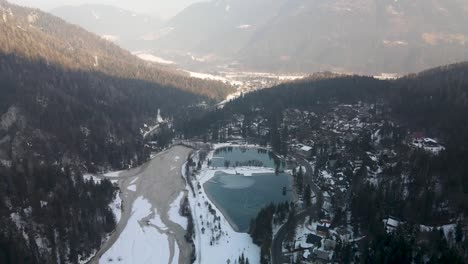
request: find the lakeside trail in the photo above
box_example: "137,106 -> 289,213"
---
89,146 -> 193,264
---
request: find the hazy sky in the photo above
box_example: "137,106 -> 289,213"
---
9,0 -> 205,19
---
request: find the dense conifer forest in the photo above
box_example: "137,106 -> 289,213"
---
0,163 -> 117,264
0,53 -> 204,169
0,1 -> 233,262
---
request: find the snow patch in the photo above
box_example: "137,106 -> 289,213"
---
149,209 -> 168,231
101,35 -> 119,42
168,192 -> 188,229
83,174 -> 101,184
94,55 -> 99,67
127,185 -> 137,192
186,71 -> 243,86
27,12 -> 38,23
0,159 -> 12,168
321,170 -> 333,179
100,197 -> 170,264
104,170 -> 125,177
134,52 -> 174,64
157,108 -> 164,123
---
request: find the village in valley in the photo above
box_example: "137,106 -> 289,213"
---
170,100 -> 452,264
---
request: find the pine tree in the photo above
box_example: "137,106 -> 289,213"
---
304,184 -> 312,208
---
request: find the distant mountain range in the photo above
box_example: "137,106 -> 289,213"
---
152,0 -> 468,74
50,4 -> 162,51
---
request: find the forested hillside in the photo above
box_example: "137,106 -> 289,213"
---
0,1 -> 231,263
0,54 -> 202,170
0,0 -> 232,100
392,62 -> 468,145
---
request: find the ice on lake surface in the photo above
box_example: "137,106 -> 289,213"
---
209,174 -> 256,189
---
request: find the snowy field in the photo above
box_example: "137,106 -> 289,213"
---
83,174 -> 102,183
83,174 -> 118,184
133,52 -> 175,65
126,185 -> 136,192
186,71 -> 243,86
104,170 -> 125,177
169,191 -> 188,230
100,197 -> 171,264
82,169 -> 124,183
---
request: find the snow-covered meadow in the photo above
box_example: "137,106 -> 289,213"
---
100,197 -> 172,264
169,191 -> 188,229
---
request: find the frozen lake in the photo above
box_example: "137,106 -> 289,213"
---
205,171 -> 292,232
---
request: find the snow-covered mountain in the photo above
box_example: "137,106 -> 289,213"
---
50,4 -> 162,51
154,0 -> 468,74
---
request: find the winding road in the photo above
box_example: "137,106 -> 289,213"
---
271,153 -> 323,264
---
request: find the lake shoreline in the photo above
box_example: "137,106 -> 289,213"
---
203,180 -> 244,233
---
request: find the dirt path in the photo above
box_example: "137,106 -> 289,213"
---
89,146 -> 193,264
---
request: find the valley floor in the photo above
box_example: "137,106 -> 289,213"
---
88,146 -> 193,264
87,143 -> 264,264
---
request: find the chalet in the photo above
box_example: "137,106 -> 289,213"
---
422,138 -> 445,153
336,176 -> 348,189
316,225 -> 329,237
320,219 -> 332,227
354,160 -> 363,169
384,216 -> 401,233
306,234 -> 322,246
298,145 -> 313,157
410,134 -> 445,154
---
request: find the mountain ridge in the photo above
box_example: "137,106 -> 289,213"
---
0,0 -> 233,100
154,0 -> 468,74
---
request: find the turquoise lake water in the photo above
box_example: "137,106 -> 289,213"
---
205,171 -> 292,232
